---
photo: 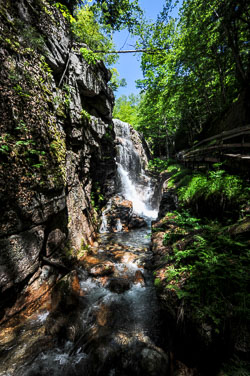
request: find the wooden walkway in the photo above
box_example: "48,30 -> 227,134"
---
177,125 -> 250,169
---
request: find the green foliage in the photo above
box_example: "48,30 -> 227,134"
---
72,4 -> 117,66
51,0 -> 143,31
147,157 -> 176,173
221,356 -> 250,376
163,212 -> 250,329
15,120 -> 28,132
135,0 -> 250,152
80,47 -> 97,65
154,278 -> 162,288
62,84 -> 71,109
155,159 -> 250,330
178,168 -> 244,205
80,239 -> 92,255
81,108 -> 91,122
91,182 -> 105,212
162,210 -> 201,245
0,128 -> 47,170
109,68 -> 127,92
166,210 -> 202,229
113,94 -> 139,126
39,56 -> 53,77
164,161 -> 247,218
92,0 -> 143,32
17,21 -> 45,51
13,84 -> 31,99
55,2 -> 76,23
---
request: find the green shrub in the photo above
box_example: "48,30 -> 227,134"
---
164,218 -> 250,330
80,47 -> 97,65
176,167 -> 243,205
148,158 -> 177,173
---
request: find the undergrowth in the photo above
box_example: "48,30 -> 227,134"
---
166,162 -> 248,220
162,211 -> 250,330
153,159 -> 250,333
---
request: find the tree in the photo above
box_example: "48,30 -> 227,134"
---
113,94 -> 139,125
72,4 -> 118,66
109,68 -> 127,91
135,0 -> 250,153
51,0 -> 142,31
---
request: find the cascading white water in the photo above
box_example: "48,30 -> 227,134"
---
99,199 -> 112,233
114,119 -> 158,219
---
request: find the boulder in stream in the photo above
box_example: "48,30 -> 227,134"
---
45,270 -> 84,342
107,277 -> 131,293
100,195 -> 147,232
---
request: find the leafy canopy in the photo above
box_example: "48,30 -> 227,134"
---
72,3 -> 118,66
52,0 -> 142,31
135,0 -> 250,154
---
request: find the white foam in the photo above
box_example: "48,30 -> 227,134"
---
37,311 -> 49,323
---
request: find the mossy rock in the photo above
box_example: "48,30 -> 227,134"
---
230,217 -> 250,239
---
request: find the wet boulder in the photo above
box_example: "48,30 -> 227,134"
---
46,229 -> 66,257
134,270 -> 145,286
100,195 -> 147,232
89,261 -> 115,277
45,270 -> 84,342
108,196 -> 133,231
128,213 -> 147,229
107,277 -> 131,294
0,226 -> 44,293
83,334 -> 169,376
140,346 -> 169,376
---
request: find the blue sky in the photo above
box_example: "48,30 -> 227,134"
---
113,0 -> 179,98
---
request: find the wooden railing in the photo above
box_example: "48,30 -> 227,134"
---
177,125 -> 250,166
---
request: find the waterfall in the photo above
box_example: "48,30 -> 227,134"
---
113,119 -> 158,219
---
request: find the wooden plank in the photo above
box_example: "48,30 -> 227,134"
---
224,154 -> 241,158
190,124 -> 250,149
183,143 -> 250,158
221,130 -> 250,142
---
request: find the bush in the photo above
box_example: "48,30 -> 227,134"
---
165,161 -> 247,219
163,214 -> 250,330
147,158 -> 177,173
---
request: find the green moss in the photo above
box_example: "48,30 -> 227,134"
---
41,84 -> 53,96
13,84 -> 31,100
40,56 -> 53,78
47,119 -> 67,185
81,109 -> 91,122
154,278 -> 162,288
4,37 -> 20,52
56,103 -> 66,118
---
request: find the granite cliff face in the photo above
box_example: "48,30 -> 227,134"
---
0,0 -> 116,320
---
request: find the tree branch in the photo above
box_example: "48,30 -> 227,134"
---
92,48 -> 167,54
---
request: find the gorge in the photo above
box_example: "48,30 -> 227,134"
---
0,1 -> 249,375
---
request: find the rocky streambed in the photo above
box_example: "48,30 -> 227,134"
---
0,224 -> 171,376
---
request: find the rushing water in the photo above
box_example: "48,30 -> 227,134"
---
1,120 -> 168,376
13,225 -> 168,376
114,119 -> 159,220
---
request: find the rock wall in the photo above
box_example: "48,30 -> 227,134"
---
0,0 -> 116,316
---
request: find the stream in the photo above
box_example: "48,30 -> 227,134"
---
0,120 -> 169,376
